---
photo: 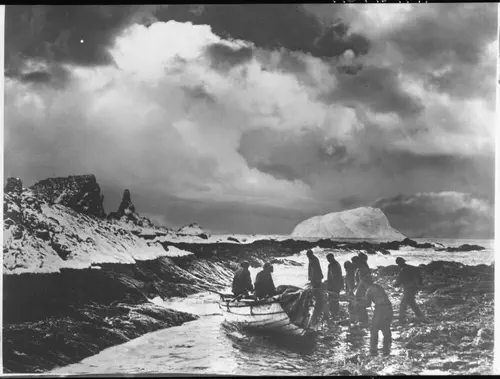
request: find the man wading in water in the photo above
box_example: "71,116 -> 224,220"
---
394,257 -> 425,324
353,254 -> 371,327
232,261 -> 253,298
307,250 -> 324,323
325,253 -> 344,324
358,275 -> 393,356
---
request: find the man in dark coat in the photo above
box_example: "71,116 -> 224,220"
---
325,253 -> 344,321
353,254 -> 372,326
307,250 -> 324,323
255,262 -> 276,299
359,275 -> 393,356
394,257 -> 424,324
307,250 -> 324,288
232,261 -> 253,297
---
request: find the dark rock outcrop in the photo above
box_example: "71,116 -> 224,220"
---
30,175 -> 105,218
5,177 -> 23,194
3,302 -> 197,374
107,189 -> 155,228
437,244 -> 486,253
108,189 -> 138,222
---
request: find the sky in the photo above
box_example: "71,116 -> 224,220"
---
4,4 -> 498,238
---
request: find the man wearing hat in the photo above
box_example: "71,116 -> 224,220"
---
325,253 -> 344,322
255,262 -> 276,299
232,261 -> 254,297
306,250 -> 324,323
394,257 -> 424,324
307,250 -> 324,289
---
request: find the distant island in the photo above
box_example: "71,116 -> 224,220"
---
291,206 -> 406,240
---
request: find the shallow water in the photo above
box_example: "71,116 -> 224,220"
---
52,238 -> 494,375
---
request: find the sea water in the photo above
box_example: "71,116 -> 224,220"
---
51,238 -> 494,375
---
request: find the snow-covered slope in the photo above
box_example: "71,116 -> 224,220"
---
3,176 -> 196,275
291,206 -> 405,239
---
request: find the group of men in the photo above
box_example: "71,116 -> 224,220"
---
231,250 -> 425,357
232,261 -> 276,299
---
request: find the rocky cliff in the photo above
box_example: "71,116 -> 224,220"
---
291,206 -> 406,239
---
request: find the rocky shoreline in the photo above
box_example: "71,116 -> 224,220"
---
3,174 -> 493,374
326,260 -> 494,376
4,244 -> 494,374
1,237 -> 353,373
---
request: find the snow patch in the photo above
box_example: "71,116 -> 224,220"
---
164,246 -> 194,257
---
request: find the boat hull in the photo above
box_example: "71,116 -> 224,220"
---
218,298 -> 314,337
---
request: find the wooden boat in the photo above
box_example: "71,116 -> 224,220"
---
217,290 -> 319,338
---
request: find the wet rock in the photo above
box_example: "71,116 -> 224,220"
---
269,258 -> 303,267
11,225 -> 23,240
35,229 -> 51,241
437,244 -> 485,252
477,328 -> 493,340
399,238 -> 436,249
378,265 -> 400,277
3,303 -> 197,374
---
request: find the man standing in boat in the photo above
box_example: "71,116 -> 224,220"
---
306,250 -> 324,323
254,262 -> 276,299
232,261 -> 254,298
394,257 -> 425,324
325,253 -> 344,323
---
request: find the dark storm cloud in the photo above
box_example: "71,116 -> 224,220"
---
205,42 -> 254,71
5,5 -> 165,71
155,5 -> 371,59
389,4 -> 496,66
238,128 -> 353,183
386,4 -> 497,100
372,192 -> 494,239
380,151 -> 494,194
327,66 -> 424,117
